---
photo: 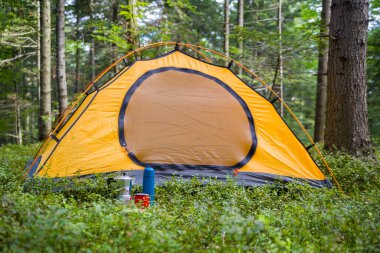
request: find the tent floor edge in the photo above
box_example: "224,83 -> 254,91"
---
39,170 -> 332,189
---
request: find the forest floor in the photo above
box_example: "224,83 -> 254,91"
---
0,144 -> 379,252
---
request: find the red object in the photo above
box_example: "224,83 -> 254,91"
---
133,193 -> 150,207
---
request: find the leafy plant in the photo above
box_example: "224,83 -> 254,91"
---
0,144 -> 379,252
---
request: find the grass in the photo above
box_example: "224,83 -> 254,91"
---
0,144 -> 379,252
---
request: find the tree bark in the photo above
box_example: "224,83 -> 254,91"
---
314,0 -> 331,143
112,0 -> 119,72
89,0 -> 96,81
25,75 -> 32,143
75,12 -> 81,93
36,0 -> 41,141
237,0 -> 244,76
14,65 -> 22,145
124,0 -> 138,49
324,0 -> 373,156
224,0 -> 229,57
56,0 -> 68,115
277,0 -> 283,116
37,0 -> 41,91
89,39 -> 95,81
39,0 -> 52,140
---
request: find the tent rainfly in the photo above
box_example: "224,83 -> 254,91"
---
26,42 -> 340,189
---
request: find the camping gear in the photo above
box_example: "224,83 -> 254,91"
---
133,193 -> 150,207
114,173 -> 134,204
25,42 -> 341,190
143,167 -> 155,205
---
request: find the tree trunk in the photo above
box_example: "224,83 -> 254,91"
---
237,0 -> 244,75
32,75 -> 38,140
74,6 -> 81,93
124,0 -> 138,49
39,0 -> 52,140
224,0 -> 229,57
90,39 -> 95,81
56,0 -> 68,115
277,0 -> 283,116
112,0 -> 119,72
37,0 -> 41,92
25,75 -> 32,143
89,0 -> 96,81
324,0 -> 373,156
131,0 -> 138,47
313,0 -> 331,143
35,0 -> 41,141
14,67 -> 22,145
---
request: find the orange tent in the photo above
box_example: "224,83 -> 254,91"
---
27,42 -> 339,189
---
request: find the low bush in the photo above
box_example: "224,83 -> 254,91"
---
0,144 -> 379,252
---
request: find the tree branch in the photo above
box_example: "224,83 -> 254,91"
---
0,52 -> 36,66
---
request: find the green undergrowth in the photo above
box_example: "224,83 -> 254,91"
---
0,144 -> 379,252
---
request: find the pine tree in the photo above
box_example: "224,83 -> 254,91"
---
56,0 -> 68,115
39,0 -> 52,140
324,0 -> 374,156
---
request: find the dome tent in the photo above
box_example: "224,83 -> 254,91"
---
26,42 -> 340,189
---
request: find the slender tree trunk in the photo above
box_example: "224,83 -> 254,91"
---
25,75 -> 31,143
124,0 -> 138,49
56,0 -> 67,114
277,0 -> 283,116
90,40 -> 95,80
74,8 -> 81,93
14,67 -> 22,145
324,0 -> 373,156
89,0 -> 96,81
74,5 -> 81,93
314,0 -> 331,143
112,0 -> 119,72
32,75 -> 38,140
131,0 -> 138,47
224,0 -> 229,57
39,0 -> 51,140
75,46 -> 80,93
237,0 -> 244,75
37,0 -> 41,92
36,0 -> 40,141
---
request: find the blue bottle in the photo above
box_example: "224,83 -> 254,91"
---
142,167 -> 155,205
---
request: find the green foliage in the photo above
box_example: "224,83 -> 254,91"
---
0,144 -> 379,252
0,144 -> 38,194
0,0 -> 39,144
367,21 -> 380,148
322,151 -> 380,194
